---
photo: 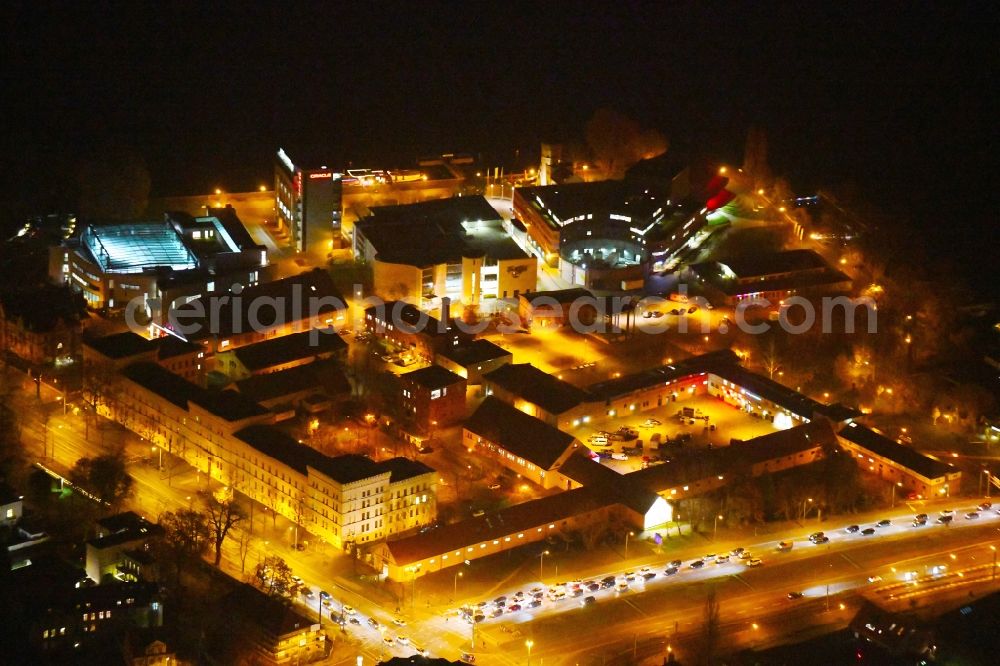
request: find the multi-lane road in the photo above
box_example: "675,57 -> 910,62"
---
18,388 -> 1000,665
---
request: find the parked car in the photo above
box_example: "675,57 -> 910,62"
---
938,514 -> 954,524
460,653 -> 476,664
747,558 -> 763,567
615,581 -> 630,592
812,536 -> 830,544
777,541 -> 794,551
787,591 -> 803,600
487,483 -> 501,491
690,560 -> 705,569
583,595 -> 597,606
861,527 -> 876,535
846,524 -> 860,533
669,559 -> 683,568
664,566 -> 679,576
611,452 -> 628,461
876,519 -> 891,527
965,511 -> 980,520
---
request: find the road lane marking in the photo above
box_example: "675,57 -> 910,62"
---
732,574 -> 754,590
840,552 -> 862,569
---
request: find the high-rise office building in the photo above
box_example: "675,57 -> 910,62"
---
274,147 -> 343,255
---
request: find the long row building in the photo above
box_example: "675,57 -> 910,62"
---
371,350 -> 960,580
99,359 -> 436,551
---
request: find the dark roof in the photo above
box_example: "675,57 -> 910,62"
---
558,453 -> 662,515
223,582 -> 317,638
717,249 -> 830,278
400,365 -> 465,390
195,389 -> 270,421
205,205 -> 262,251
839,423 -> 955,480
85,331 -> 202,361
515,180 -> 664,226
464,397 -> 576,469
122,362 -> 267,420
178,269 -> 344,341
366,195 -> 500,226
483,364 -> 590,414
366,301 -> 442,334
437,339 -> 512,366
122,362 -> 202,409
384,486 -> 612,566
520,288 -> 595,307
357,195 -> 527,266
155,335 -> 203,360
235,360 -> 350,404
689,249 -> 851,296
626,420 -> 837,493
378,457 -> 436,483
380,657 -> 464,666
233,328 -> 346,371
586,350 -> 738,402
234,425 -> 387,484
96,511 -> 152,534
87,525 -> 164,549
85,331 -> 152,359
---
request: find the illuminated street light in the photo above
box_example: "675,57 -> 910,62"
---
713,514 -> 724,539
454,571 -> 463,598
718,166 -> 727,175
526,639 -> 535,666
625,530 -> 635,557
539,550 -> 550,579
214,188 -> 222,195
259,184 -> 267,192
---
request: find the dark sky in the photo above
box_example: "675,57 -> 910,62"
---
2,2 -> 995,289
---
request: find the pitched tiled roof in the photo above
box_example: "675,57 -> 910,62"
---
839,423 -> 954,480
400,365 -> 465,390
464,397 -> 576,470
233,328 -> 346,371
483,364 -> 590,415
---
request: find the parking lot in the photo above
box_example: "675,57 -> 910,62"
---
580,395 -> 780,472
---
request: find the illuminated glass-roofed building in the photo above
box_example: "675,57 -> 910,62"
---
50,208 -> 271,318
82,223 -> 198,273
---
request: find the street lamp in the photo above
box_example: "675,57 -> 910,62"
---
714,514 -> 724,540
151,445 -> 162,471
526,639 -> 534,666
454,571 -> 463,599
891,481 -> 903,507
539,550 -> 549,580
801,497 -> 813,520
624,531 -> 635,558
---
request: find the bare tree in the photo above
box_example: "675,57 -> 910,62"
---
699,586 -> 721,666
254,555 -> 294,598
235,526 -> 252,574
585,109 -> 668,179
202,488 -> 246,567
157,509 -> 211,589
